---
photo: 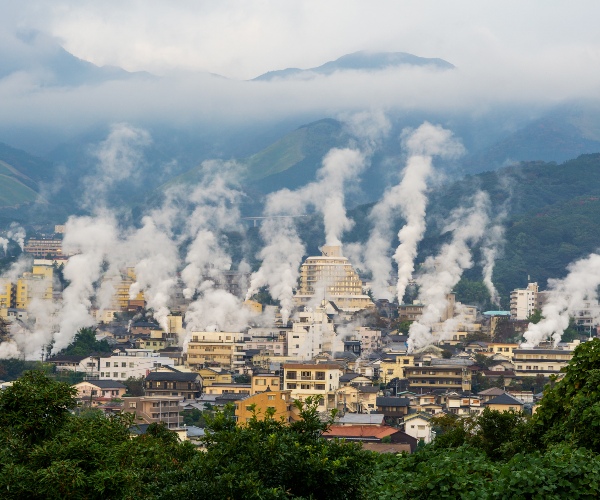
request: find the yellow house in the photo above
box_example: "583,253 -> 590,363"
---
337,385 -> 379,413
196,367 -> 232,386
251,373 -> 281,394
486,343 -> 519,361
380,354 -> 415,382
234,389 -> 296,425
483,393 -> 524,412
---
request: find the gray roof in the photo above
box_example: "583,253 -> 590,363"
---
357,386 -> 380,394
340,373 -> 361,382
477,387 -> 506,396
337,413 -> 385,425
83,380 -> 126,389
48,355 -> 87,363
376,397 -> 410,407
431,358 -> 475,366
146,372 -> 200,382
484,393 -> 524,406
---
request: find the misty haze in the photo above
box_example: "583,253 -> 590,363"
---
1,2 -> 600,498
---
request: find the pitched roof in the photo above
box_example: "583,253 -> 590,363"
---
77,380 -> 126,389
340,373 -> 361,382
477,387 -> 507,396
376,397 -> 410,407
484,393 -> 524,406
324,425 -> 399,440
146,372 -> 200,382
358,386 -> 380,394
47,355 -> 87,363
404,412 -> 432,422
337,413 -> 385,425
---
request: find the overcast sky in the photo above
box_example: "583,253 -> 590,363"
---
3,0 -> 600,79
1,1 -> 600,150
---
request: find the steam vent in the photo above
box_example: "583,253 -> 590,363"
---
294,245 -> 373,311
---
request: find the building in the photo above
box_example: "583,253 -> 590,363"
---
144,369 -> 202,399
186,331 -> 246,370
337,384 -> 379,413
98,349 -> 175,380
403,413 -> 433,443
287,305 -> 337,359
376,396 -> 411,423
380,354 -> 415,382
323,425 -> 414,447
23,238 -> 64,258
282,362 -> 342,412
251,372 -> 281,394
123,396 -> 182,428
73,380 -> 127,404
294,245 -> 373,312
234,389 -> 296,424
510,282 -> 539,320
513,344 -> 575,377
483,393 -> 524,412
405,364 -> 472,393
196,367 -> 232,386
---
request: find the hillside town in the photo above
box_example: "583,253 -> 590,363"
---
0,231 -> 589,450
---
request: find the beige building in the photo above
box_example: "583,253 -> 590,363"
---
405,365 -> 472,393
380,354 -> 415,382
294,246 -> 373,312
287,305 -> 337,360
510,282 -> 539,320
23,238 -> 64,258
251,373 -> 281,394
513,345 -> 575,377
123,396 -> 182,428
196,367 -> 232,386
283,362 -> 342,412
186,331 -> 246,370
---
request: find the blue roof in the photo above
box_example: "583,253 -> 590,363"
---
483,311 -> 511,316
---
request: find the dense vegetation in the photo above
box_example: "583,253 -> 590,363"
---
3,339 -> 600,498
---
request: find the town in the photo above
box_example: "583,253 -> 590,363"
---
0,227 -> 587,453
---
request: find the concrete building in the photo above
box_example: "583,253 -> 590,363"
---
403,413 -> 433,444
513,343 -> 576,377
251,372 -> 281,394
510,282 -> 539,320
282,362 -> 343,412
287,305 -> 337,360
23,238 -> 64,258
234,389 -> 296,424
98,349 -> 175,380
294,245 -> 373,312
405,365 -> 472,393
186,331 -> 246,371
123,396 -> 182,428
144,369 -> 202,399
73,380 -> 127,403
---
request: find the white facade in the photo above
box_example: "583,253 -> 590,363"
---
98,349 -> 174,380
510,282 -> 539,320
404,414 -> 433,443
287,306 -> 336,360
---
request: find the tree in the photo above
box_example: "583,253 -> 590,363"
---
59,327 -> 111,357
123,376 -> 145,396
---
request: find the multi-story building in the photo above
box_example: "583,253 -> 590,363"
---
294,245 -> 373,312
245,329 -> 288,357
98,349 -> 175,380
287,305 -> 337,360
186,331 -> 246,371
380,354 -> 415,382
123,396 -> 182,428
144,369 -> 202,399
251,372 -> 281,394
510,282 -> 539,320
513,343 -> 576,377
405,365 -> 472,393
23,238 -> 64,258
234,390 -> 296,425
282,362 -> 343,411
196,367 -> 232,386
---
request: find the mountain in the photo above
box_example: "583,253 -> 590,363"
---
0,30 -> 153,87
0,142 -> 51,207
252,51 -> 454,81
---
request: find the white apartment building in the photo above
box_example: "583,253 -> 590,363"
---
510,282 -> 539,320
283,362 -> 342,411
98,349 -> 175,380
287,306 -> 337,360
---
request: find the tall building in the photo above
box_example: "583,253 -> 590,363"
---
510,282 -> 539,320
295,245 -> 373,312
287,304 -> 337,360
186,331 -> 246,370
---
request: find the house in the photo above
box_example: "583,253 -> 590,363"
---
483,393 -> 524,412
339,373 -> 372,387
196,367 -> 232,386
380,354 -> 415,382
203,382 -> 252,395
376,396 -> 410,425
403,413 -> 433,444
234,389 -> 296,425
144,369 -> 202,399
73,380 -> 127,403
323,425 -> 417,450
476,387 -> 507,403
336,413 -> 385,426
405,364 -> 472,392
337,384 -> 379,413
123,396 -> 183,428
251,372 -> 281,394
47,355 -> 96,374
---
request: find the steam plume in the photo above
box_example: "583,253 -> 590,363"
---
365,122 -> 464,300
408,190 -> 491,352
524,253 -> 600,347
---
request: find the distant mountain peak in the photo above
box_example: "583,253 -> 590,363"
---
252,50 -> 454,81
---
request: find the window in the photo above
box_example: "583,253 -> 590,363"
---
129,362 -> 134,368
121,362 -> 126,367
286,371 -> 297,380
105,362 -> 110,367
300,384 -> 310,389
256,379 -> 266,386
100,372 -> 104,377
316,371 -> 325,380
268,395 -> 275,400
113,372 -> 118,378
315,384 -> 325,390
387,369 -> 394,375
114,362 -> 119,367
121,373 -> 126,378
245,405 -> 253,411
129,402 -> 136,408
287,383 -> 297,389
